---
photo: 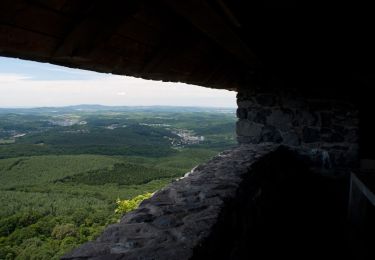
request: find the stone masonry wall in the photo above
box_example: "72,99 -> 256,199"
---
236,89 -> 359,173
62,144 -> 351,260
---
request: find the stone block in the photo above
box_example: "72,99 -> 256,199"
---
308,100 -> 332,111
237,136 -> 254,144
281,96 -> 306,110
237,100 -> 254,109
236,108 -> 247,119
247,108 -> 270,124
320,112 -> 332,127
266,109 -> 293,131
236,120 -> 263,138
333,125 -> 349,137
260,125 -> 282,143
255,94 -> 276,106
346,128 -> 359,143
281,131 -> 300,146
296,111 -> 319,127
302,127 -> 320,143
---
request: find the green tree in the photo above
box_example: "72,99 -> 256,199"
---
51,224 -> 77,240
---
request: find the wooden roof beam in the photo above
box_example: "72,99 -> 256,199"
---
54,0 -> 141,58
160,0 -> 257,67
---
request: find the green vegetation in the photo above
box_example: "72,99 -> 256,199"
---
0,106 -> 236,259
60,163 -> 180,186
115,193 -> 153,215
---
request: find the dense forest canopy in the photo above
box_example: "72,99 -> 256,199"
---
0,106 -> 236,259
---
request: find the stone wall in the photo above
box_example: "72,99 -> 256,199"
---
62,144 -> 352,259
236,89 -> 359,173
62,144 -> 278,260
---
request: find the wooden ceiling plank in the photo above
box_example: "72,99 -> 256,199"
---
1,6 -> 72,38
216,0 -> 242,28
53,0 -> 141,58
0,24 -> 59,57
116,17 -> 161,47
160,0 -> 256,67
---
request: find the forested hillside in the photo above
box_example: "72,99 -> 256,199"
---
0,106 -> 236,259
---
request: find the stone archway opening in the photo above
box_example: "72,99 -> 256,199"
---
0,56 -> 239,259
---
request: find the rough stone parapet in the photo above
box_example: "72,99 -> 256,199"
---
62,144 -> 278,260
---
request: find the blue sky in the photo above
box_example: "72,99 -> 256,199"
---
0,57 -> 236,108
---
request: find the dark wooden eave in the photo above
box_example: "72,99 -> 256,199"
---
0,0 -> 261,90
0,0 -> 374,96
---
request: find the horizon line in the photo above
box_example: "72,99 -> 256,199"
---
0,104 -> 237,109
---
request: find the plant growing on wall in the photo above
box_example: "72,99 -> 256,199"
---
115,193 -> 153,215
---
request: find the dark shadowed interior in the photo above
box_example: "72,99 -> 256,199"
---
192,147 -> 350,259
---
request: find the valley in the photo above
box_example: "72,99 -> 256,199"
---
0,106 -> 236,259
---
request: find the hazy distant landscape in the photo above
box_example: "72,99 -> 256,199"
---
0,105 -> 236,259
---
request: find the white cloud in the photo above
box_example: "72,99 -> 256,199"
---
0,73 -> 31,83
0,73 -> 236,108
42,66 -> 100,76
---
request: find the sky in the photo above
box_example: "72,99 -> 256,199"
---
0,57 -> 236,108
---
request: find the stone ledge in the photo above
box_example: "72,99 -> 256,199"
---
62,144 -> 278,260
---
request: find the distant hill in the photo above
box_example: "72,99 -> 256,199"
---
0,105 -> 235,114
